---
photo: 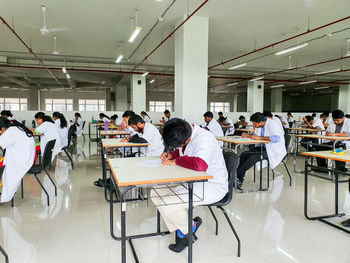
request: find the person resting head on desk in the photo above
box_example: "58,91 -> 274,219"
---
235,115 -> 248,128
236,112 -> 286,188
155,118 -> 228,253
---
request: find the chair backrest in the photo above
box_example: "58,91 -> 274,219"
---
42,139 -> 56,168
22,120 -> 26,126
0,165 -> 5,182
220,151 -> 239,206
67,125 -> 76,147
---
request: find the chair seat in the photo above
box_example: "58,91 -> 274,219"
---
27,164 -> 43,174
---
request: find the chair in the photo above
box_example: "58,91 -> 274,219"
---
0,245 -> 8,263
62,125 -> 75,169
26,140 -> 57,206
204,151 -> 241,257
22,120 -> 26,126
81,121 -> 86,144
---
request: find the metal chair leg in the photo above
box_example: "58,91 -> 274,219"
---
217,206 -> 241,257
44,169 -> 57,196
208,206 -> 218,235
11,198 -> 14,208
253,164 -> 256,183
34,174 -> 50,206
283,161 -> 292,186
21,178 -> 24,199
64,148 -> 74,169
0,245 -> 9,263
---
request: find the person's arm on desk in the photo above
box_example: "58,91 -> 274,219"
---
242,133 -> 280,143
120,135 -> 131,142
326,132 -> 348,137
161,149 -> 208,171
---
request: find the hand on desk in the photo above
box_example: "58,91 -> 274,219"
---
120,138 -> 128,142
242,133 -> 252,139
162,159 -> 176,166
160,152 -> 172,161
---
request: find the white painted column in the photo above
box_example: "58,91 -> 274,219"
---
116,86 -> 128,111
271,88 -> 282,112
233,94 -> 238,112
130,75 -> 146,114
338,84 -> 350,113
28,86 -> 39,110
175,16 -> 208,124
247,80 -> 264,113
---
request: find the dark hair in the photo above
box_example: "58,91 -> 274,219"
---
128,115 -> 145,126
239,115 -> 245,120
203,111 -> 213,118
312,113 -> 316,117
163,118 -> 191,151
110,114 -> 119,120
345,114 -> 350,119
263,111 -> 273,118
122,110 -> 135,118
323,112 -> 330,117
75,112 -> 82,118
218,116 -> 226,122
35,112 -> 54,123
53,112 -> 68,128
250,112 -> 265,123
164,110 -> 170,115
0,117 -> 33,137
305,115 -> 314,122
218,111 -> 223,116
275,115 -> 280,118
141,111 -> 150,118
332,109 -> 344,119
287,111 -> 293,117
1,110 -> 12,117
99,113 -> 109,119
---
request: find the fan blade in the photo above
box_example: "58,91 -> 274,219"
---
49,27 -> 69,33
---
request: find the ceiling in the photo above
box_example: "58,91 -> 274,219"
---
0,0 -> 349,95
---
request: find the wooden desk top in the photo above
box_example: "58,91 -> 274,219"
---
302,150 -> 350,163
235,129 -> 255,133
294,134 -> 350,140
100,131 -> 130,136
107,156 -> 213,187
288,127 -> 326,132
216,136 -> 269,145
102,138 -> 150,148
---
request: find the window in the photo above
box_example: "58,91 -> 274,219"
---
149,101 -> 172,112
0,98 -> 27,111
78,99 -> 105,112
45,99 -> 73,111
210,102 -> 230,113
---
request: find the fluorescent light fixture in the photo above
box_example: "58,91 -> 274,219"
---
314,86 -> 330,90
142,72 -> 149,77
227,82 -> 238,87
62,67 -> 67,74
250,76 -> 263,81
299,80 -> 317,85
66,74 -> 71,79
271,84 -> 285,88
315,69 -> 340,75
228,63 -> 247,70
115,54 -> 123,64
149,79 -> 155,83
275,43 -> 309,55
129,26 -> 142,43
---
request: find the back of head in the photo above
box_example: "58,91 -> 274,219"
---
203,111 -> 213,118
110,114 -> 118,121
250,112 -> 265,123
164,110 -> 170,115
287,111 -> 293,116
1,110 -> 11,118
218,116 -> 226,123
163,118 -> 191,151
0,116 -> 33,137
52,112 -> 61,119
35,112 -> 46,120
141,111 -> 149,117
263,111 -> 273,118
75,112 -> 82,118
312,113 -> 316,117
239,115 -> 245,120
218,111 -> 223,116
0,117 -> 10,129
128,115 -> 145,126
122,110 -> 135,118
43,115 -> 54,123
332,109 -> 344,119
305,115 -> 313,123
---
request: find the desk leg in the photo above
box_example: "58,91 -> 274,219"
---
88,123 -> 91,141
188,182 -> 193,263
259,144 -> 263,191
304,157 -> 310,219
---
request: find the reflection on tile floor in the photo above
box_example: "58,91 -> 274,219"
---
0,139 -> 349,263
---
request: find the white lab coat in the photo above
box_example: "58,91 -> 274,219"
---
101,117 -> 110,123
326,118 -> 350,149
311,118 -> 325,143
225,117 -> 234,135
75,117 -> 84,137
0,127 -> 35,202
264,118 -> 287,169
143,115 -> 151,123
140,123 -> 164,156
205,119 -> 224,146
272,117 -> 285,135
54,119 -> 70,148
36,121 -> 62,162
177,125 -> 228,205
280,116 -> 289,129
287,116 -> 294,123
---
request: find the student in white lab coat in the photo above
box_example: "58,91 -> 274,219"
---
121,111 -> 136,134
315,109 -> 350,171
110,114 -> 121,125
1,110 -> 23,124
275,115 -> 289,129
34,112 -> 62,162
154,118 -> 228,252
52,112 -> 70,148
264,111 -> 285,135
217,112 -> 234,135
236,112 -> 286,188
202,111 -> 224,137
0,117 -> 35,202
287,112 -> 294,128
99,113 -> 110,123
235,115 -> 249,128
161,110 -> 173,124
141,111 -> 151,123
74,112 -> 84,137
300,115 -> 325,151
123,115 -> 164,156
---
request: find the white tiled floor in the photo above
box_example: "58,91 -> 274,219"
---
0,139 -> 350,263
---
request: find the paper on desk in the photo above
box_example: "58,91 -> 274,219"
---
135,158 -> 162,168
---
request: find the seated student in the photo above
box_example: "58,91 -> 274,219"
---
315,109 -> 350,172
1,110 -> 22,124
275,115 -> 289,129
154,118 -> 228,252
202,111 -> 224,141
161,110 -> 173,124
34,112 -> 62,162
99,113 -> 110,123
74,112 -> 84,137
300,115 -> 325,151
287,112 -> 294,124
121,111 -> 136,133
110,114 -> 121,125
321,112 -> 332,128
0,117 -> 35,203
53,112 -> 70,148
264,111 -> 285,134
235,115 -> 248,128
218,116 -> 234,135
141,111 -> 151,123
217,111 -> 224,120
236,112 -> 286,188
121,115 -> 164,156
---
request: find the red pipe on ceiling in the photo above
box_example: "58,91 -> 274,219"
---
208,16 -> 350,69
0,16 -> 65,89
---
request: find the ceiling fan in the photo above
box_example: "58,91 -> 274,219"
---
39,5 -> 69,36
